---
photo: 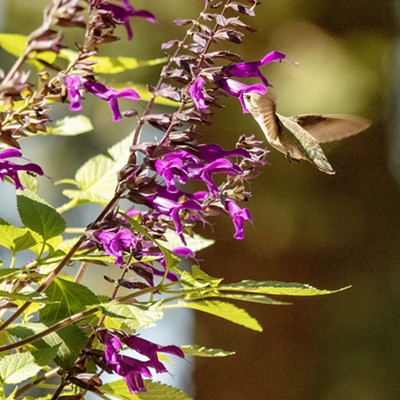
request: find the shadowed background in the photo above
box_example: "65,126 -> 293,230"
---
1,1 -> 399,399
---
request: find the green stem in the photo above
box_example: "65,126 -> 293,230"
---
0,307 -> 99,353
56,198 -> 79,214
0,192 -> 121,333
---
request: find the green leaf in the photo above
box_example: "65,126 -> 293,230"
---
114,83 -> 180,107
0,351 -> 42,384
218,280 -> 350,296
0,290 -> 53,304
217,293 -> 290,305
0,33 -> 27,58
162,231 -> 215,253
101,302 -> 163,330
101,379 -> 193,400
0,269 -> 21,280
18,172 -> 39,193
40,277 -> 99,322
31,345 -> 60,366
0,33 -> 57,71
9,323 -> 89,369
61,134 -> 133,205
91,55 -> 167,74
17,191 -> 66,241
181,344 -> 235,358
0,218 -> 40,254
59,48 -> 167,74
46,115 -> 93,136
175,300 -> 262,332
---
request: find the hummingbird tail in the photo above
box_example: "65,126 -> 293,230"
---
312,156 -> 336,175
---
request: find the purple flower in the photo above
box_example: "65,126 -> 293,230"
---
147,188 -> 204,236
125,335 -> 184,373
65,76 -> 84,111
96,228 -> 136,264
0,148 -> 44,190
197,144 -> 250,162
84,81 -> 140,122
226,200 -> 252,240
155,146 -> 249,195
101,1 -> 156,40
199,158 -> 243,195
104,336 -> 151,393
102,332 -> 184,394
216,77 -> 266,113
223,51 -> 286,87
188,77 -> 207,110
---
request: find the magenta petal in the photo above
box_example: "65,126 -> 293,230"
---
0,149 -> 22,159
132,10 -> 156,23
189,76 -> 207,110
108,98 -> 122,122
111,87 -> 141,100
227,200 -> 252,240
261,50 -> 286,65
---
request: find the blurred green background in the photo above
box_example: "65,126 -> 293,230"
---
1,0 -> 399,399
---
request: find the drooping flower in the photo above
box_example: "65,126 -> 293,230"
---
215,77 -> 266,113
95,228 -> 137,264
84,81 -> 140,122
154,145 -> 250,195
0,148 -> 44,189
226,200 -> 252,240
222,50 -> 286,87
100,331 -> 184,394
146,187 -> 204,236
124,335 -> 185,373
65,75 -> 84,111
104,336 -> 151,393
100,1 -> 156,40
188,76 -> 207,110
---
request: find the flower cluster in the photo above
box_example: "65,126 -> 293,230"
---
0,0 -> 288,397
65,76 -> 140,122
95,329 -> 184,393
0,148 -> 44,189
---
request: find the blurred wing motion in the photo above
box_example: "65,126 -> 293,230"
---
290,114 -> 372,144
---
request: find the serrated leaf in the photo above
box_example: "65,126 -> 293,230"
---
162,231 -> 215,253
101,379 -> 193,400
17,191 -> 66,241
175,300 -> 262,331
0,290 -> 53,304
218,280 -> 349,296
18,172 -> 39,192
0,352 -> 42,384
61,134 -> 133,205
9,322 -> 89,369
46,115 -> 93,136
181,344 -> 235,358
0,218 -> 40,254
40,277 -> 99,322
101,302 -> 163,330
31,345 -> 60,366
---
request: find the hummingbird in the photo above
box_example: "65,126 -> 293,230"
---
242,92 -> 371,174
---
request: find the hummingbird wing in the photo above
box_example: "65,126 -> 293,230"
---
289,114 -> 371,143
255,93 -> 281,142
